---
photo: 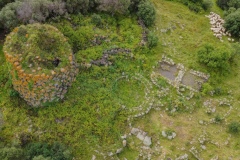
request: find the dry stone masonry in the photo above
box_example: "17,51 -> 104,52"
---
4,24 -> 78,107
158,55 -> 210,92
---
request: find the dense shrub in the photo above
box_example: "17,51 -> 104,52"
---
214,114 -> 223,123
147,31 -> 159,48
217,0 -> 229,9
0,146 -> 25,160
129,0 -> 142,12
0,1 -> 21,30
224,9 -> 240,37
0,0 -> 14,9
228,122 -> 240,134
202,0 -> 213,11
25,142 -> 72,160
137,1 -> 156,27
62,0 -> 91,14
228,0 -> 240,9
217,0 -> 240,10
0,0 -> 66,30
91,13 -> 102,26
188,3 -> 201,12
197,44 -> 232,73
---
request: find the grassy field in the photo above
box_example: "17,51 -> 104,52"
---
1,0 -> 240,159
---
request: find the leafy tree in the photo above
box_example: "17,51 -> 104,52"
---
228,0 -> 240,9
0,147 -> 25,160
0,1 -> 21,30
25,142 -> 73,160
0,0 -> 14,9
0,0 -> 66,30
217,0 -> 240,9
137,0 -> 156,27
224,9 -> 240,37
197,44 -> 232,73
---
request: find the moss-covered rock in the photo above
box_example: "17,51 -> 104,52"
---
3,23 -> 78,107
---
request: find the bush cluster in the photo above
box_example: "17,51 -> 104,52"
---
197,44 -> 232,74
228,122 -> 240,134
0,0 -> 156,30
137,0 -> 156,27
224,9 -> 240,37
0,142 -> 72,160
0,0 -> 66,30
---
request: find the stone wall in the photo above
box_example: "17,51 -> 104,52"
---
4,51 -> 78,107
3,24 -> 78,107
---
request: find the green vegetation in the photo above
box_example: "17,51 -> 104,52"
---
224,9 -> 240,37
197,44 -> 232,74
217,0 -> 240,37
4,24 -> 71,73
137,0 -> 156,26
1,0 -> 240,159
147,31 -> 159,48
228,122 -> 240,134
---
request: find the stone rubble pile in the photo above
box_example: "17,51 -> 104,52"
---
206,12 -> 234,42
138,19 -> 148,46
161,130 -> 177,140
91,48 -> 131,66
130,127 -> 152,146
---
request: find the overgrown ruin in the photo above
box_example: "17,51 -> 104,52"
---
3,24 -> 78,107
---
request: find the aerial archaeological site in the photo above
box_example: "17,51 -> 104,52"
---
0,0 -> 240,159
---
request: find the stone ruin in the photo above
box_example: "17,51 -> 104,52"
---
206,12 -> 234,42
158,55 -> 210,92
91,48 -> 131,66
4,24 -> 78,107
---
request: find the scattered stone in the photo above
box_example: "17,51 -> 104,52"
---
137,132 -> 146,141
143,136 -> 152,146
121,134 -> 127,139
123,140 -> 127,147
162,131 -> 167,137
131,128 -> 140,135
176,153 -> 188,160
108,152 -> 114,156
201,145 -> 206,150
116,148 -> 123,154
92,155 -> 96,160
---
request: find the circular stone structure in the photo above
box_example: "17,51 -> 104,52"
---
3,23 -> 78,107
